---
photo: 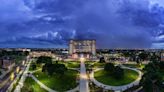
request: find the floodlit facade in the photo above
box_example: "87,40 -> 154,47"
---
69,39 -> 96,59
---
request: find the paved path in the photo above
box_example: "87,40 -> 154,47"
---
14,60 -> 31,92
79,60 -> 89,92
90,66 -> 142,91
30,69 -> 42,73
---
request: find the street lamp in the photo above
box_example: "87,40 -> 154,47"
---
10,72 -> 14,81
80,57 -> 85,62
16,66 -> 20,73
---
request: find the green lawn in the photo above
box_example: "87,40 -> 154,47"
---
65,62 -> 80,68
93,62 -> 105,68
21,77 -> 47,92
85,61 -> 105,68
94,69 -> 139,86
58,61 -> 80,68
33,69 -> 78,92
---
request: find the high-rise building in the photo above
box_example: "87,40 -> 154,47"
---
69,40 -> 96,58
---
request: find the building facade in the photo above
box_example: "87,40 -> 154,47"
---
29,51 -> 53,58
161,51 -> 164,61
0,57 -> 15,70
69,40 -> 96,59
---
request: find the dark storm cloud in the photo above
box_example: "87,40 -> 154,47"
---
71,0 -> 153,48
0,0 -> 164,48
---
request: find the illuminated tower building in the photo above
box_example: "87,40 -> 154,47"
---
69,40 -> 96,59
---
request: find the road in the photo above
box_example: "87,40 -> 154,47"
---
0,68 -> 17,92
14,59 -> 31,92
79,60 -> 89,92
0,56 -> 30,92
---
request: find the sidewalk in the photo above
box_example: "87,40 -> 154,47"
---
79,60 -> 89,92
90,66 -> 142,91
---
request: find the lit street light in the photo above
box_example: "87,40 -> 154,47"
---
10,72 -> 14,81
16,66 -> 20,73
80,57 -> 85,62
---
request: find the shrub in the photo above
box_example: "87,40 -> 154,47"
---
104,63 -> 115,74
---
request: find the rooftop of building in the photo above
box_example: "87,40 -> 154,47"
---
70,39 -> 96,41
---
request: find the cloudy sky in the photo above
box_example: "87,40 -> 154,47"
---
0,0 -> 164,49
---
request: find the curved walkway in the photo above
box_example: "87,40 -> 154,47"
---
90,66 -> 142,91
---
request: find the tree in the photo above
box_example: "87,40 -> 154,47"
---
136,57 -> 140,64
104,63 -> 125,79
104,63 -> 115,74
122,52 -> 132,57
113,66 -> 124,79
36,56 -> 52,64
159,61 -> 164,70
140,62 -> 163,92
42,63 -> 52,73
54,64 -> 67,75
43,63 -> 68,76
24,51 -> 29,56
99,57 -> 105,63
138,52 -> 148,61
47,64 -> 54,76
32,64 -> 36,70
150,53 -> 160,62
55,64 -> 67,76
42,64 -> 46,72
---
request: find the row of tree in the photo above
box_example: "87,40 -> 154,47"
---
42,62 -> 67,76
0,50 -> 29,57
104,63 -> 124,79
123,51 -> 160,62
140,61 -> 164,92
33,56 -> 68,76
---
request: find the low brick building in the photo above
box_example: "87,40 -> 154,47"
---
0,57 -> 15,70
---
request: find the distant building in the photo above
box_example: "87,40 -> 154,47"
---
69,39 -> 96,59
161,51 -> 164,61
29,51 -> 53,57
0,57 -> 15,70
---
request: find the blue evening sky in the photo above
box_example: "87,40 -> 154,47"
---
0,0 -> 164,49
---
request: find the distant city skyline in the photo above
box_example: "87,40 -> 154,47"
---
0,0 -> 164,49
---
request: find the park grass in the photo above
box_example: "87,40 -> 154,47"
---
85,61 -> 105,68
33,69 -> 79,92
94,69 -> 139,86
93,62 -> 105,68
65,62 -> 80,68
21,77 -> 47,92
58,61 -> 80,68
